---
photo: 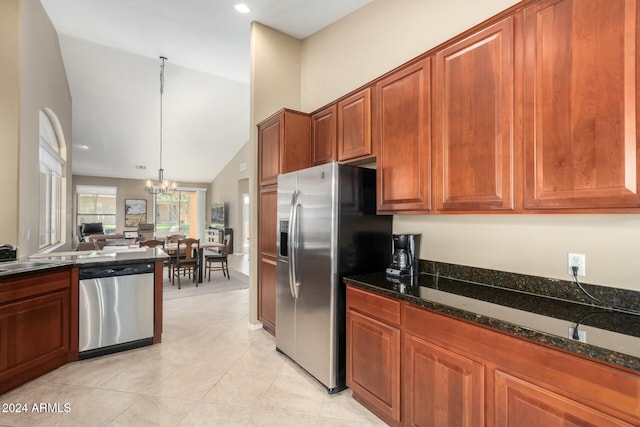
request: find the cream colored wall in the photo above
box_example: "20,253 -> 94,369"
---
0,0 -> 20,246
292,0 -> 640,290
72,175 -> 211,236
210,140 -> 250,252
0,0 -> 73,256
301,0 -> 521,112
249,23 -> 303,326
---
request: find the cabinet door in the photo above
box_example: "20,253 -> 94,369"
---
258,115 -> 281,187
404,333 -> 485,427
281,111 -> 311,174
312,104 -> 337,165
258,185 -> 277,334
346,309 -> 400,425
523,0 -> 640,209
434,17 -> 514,211
258,257 -> 277,335
375,59 -> 432,212
494,370 -> 633,427
0,290 -> 70,394
338,87 -> 373,162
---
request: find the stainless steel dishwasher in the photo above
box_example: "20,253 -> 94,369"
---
78,262 -> 155,359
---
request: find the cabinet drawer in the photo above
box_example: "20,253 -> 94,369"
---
347,286 -> 400,326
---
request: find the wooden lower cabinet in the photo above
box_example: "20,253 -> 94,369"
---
346,287 -> 401,426
345,285 -> 640,426
0,270 -> 72,395
494,370 -> 633,427
258,256 -> 277,335
403,333 -> 484,427
258,184 -> 278,335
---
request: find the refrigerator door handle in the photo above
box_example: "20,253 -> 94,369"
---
288,191 -> 298,299
292,201 -> 302,299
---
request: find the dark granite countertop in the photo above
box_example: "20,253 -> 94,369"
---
344,271 -> 640,372
0,248 -> 168,281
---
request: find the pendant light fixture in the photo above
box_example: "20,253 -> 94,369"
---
145,56 -> 177,195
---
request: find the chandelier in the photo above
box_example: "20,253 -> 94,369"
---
145,56 -> 177,195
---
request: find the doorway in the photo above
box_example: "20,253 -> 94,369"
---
237,178 -> 250,255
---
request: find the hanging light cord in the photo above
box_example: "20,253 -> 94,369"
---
159,56 -> 166,181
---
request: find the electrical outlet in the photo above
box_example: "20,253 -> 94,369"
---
567,253 -> 586,276
568,327 -> 587,343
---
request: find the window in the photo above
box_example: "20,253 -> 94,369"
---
39,109 -> 66,250
154,189 -> 206,239
76,185 -> 117,233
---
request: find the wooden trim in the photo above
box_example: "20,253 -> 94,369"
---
69,267 -> 79,361
153,260 -> 163,344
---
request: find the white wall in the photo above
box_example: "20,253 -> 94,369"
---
298,0 -> 640,290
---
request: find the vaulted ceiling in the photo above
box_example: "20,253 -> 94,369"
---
40,0 -> 372,183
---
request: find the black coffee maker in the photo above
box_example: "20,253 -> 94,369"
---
386,234 -> 421,277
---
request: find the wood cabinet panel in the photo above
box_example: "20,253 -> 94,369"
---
258,109 -> 311,187
404,304 -> 640,424
311,104 -> 337,165
259,185 -> 277,256
258,256 -> 277,335
0,280 -> 70,395
495,370 -> 633,427
523,0 -> 640,209
346,308 -> 400,425
338,88 -> 373,162
404,333 -> 485,427
434,17 -> 515,211
258,185 -> 278,335
258,115 -> 281,187
281,110 -> 311,174
375,59 -> 432,212
347,285 -> 400,326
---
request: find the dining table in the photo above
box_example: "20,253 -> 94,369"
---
163,241 -> 225,283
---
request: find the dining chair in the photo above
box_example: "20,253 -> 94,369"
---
165,234 -> 185,279
171,238 -> 200,289
205,234 -> 231,281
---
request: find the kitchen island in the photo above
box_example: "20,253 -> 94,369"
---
344,263 -> 640,426
0,248 -> 168,395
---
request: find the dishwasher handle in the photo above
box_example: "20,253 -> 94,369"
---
79,262 -> 155,280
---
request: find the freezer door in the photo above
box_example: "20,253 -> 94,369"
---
275,171 -> 297,357
294,162 -> 338,388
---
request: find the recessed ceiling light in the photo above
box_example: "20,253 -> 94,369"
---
234,4 -> 250,14
78,144 -> 89,150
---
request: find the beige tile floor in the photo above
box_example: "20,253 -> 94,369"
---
0,264 -> 385,427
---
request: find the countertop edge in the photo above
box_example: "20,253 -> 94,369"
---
344,276 -> 640,373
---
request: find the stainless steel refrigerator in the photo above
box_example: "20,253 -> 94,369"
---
276,162 -> 392,393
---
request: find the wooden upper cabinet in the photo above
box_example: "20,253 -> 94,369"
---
258,109 -> 311,186
337,87 -> 373,162
434,17 -> 515,212
311,104 -> 337,165
523,0 -> 640,210
258,116 -> 281,186
375,58 -> 432,213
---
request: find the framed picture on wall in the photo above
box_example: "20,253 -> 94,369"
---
124,199 -> 147,227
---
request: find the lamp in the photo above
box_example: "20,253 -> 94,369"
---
145,56 -> 177,195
